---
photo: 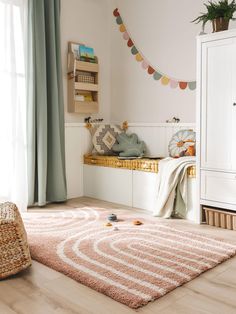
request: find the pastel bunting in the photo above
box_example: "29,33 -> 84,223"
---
142,60 -> 149,69
153,71 -> 162,80
113,7 -> 196,91
116,16 -> 123,25
188,81 -> 197,90
119,24 -> 126,32
161,76 -> 170,85
131,46 -> 138,55
123,31 -> 129,40
127,38 -> 133,47
135,53 -> 143,62
170,80 -> 179,89
113,8 -> 120,17
148,66 -> 155,75
179,82 -> 188,90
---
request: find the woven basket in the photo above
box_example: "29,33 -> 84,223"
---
0,202 -> 31,279
84,154 -> 196,176
204,206 -> 236,230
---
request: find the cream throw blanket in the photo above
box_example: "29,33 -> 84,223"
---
153,156 -> 196,218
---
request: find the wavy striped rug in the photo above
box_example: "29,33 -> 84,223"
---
23,208 -> 236,308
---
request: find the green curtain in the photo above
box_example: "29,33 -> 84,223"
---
27,0 -> 67,206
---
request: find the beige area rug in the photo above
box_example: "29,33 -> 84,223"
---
23,208 -> 236,308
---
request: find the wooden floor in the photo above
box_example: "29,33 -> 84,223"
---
1,197 -> 236,314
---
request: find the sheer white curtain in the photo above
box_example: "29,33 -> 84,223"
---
0,0 -> 28,211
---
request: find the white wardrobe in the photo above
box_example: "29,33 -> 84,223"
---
197,29 -> 236,222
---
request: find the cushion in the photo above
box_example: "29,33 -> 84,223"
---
112,133 -> 146,157
168,129 -> 196,158
90,124 -> 122,155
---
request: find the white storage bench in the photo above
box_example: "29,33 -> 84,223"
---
83,155 -> 197,222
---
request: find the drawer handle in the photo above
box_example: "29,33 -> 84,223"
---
91,159 -> 97,164
233,103 -> 236,106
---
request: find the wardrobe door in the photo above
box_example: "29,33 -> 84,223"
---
201,38 -> 236,171
232,38 -> 236,171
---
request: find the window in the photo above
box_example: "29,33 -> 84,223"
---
0,0 -> 28,211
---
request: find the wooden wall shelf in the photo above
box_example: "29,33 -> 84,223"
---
76,60 -> 99,73
67,48 -> 99,114
74,101 -> 98,114
74,82 -> 99,92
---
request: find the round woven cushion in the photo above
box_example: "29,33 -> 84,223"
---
168,129 -> 196,158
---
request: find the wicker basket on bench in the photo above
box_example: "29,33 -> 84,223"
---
0,202 -> 31,279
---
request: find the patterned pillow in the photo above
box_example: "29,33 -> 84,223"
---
90,124 -> 123,155
168,129 -> 196,158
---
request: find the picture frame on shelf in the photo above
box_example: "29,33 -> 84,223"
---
68,41 -> 83,60
79,45 -> 95,62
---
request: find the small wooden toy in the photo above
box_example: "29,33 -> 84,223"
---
105,222 -> 113,227
133,220 -> 143,226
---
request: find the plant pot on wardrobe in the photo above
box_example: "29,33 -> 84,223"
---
212,17 -> 229,32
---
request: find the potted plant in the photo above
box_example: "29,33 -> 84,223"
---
192,0 -> 236,32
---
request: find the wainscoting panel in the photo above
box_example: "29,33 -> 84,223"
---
65,123 -> 92,199
65,122 -> 195,199
127,123 -> 195,157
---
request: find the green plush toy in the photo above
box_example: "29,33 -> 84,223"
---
112,133 -> 146,157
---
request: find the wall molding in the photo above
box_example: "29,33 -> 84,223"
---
112,122 -> 195,128
65,122 -> 86,127
65,122 -> 196,127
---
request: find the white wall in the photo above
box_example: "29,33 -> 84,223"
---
61,0 -> 112,123
61,0 -> 236,124
110,0 -> 236,123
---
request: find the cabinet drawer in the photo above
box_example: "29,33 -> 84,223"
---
83,165 -> 132,206
201,171 -> 236,205
133,171 -> 158,212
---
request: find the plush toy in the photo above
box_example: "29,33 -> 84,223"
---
107,214 -> 117,222
112,133 -> 145,157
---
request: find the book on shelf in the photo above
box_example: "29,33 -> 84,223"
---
75,91 -> 93,102
75,95 -> 85,102
68,42 -> 84,60
79,57 -> 96,63
79,45 -> 95,60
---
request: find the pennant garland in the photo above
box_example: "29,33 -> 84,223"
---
113,8 -> 196,91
